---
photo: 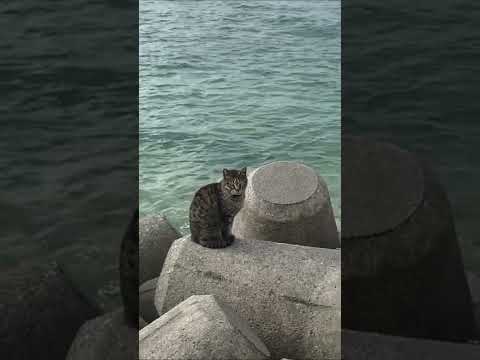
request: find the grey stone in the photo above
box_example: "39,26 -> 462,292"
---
232,161 -> 339,248
342,136 -> 425,239
467,271 -> 480,334
140,215 -> 180,284
342,136 -> 476,341
155,235 -> 340,360
467,272 -> 480,307
139,277 -> 158,322
66,308 -> 137,360
57,253 -> 115,314
140,295 -> 270,360
343,329 -> 480,359
0,262 -> 99,360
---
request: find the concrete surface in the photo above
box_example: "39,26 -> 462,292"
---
155,235 -> 340,360
140,295 -> 270,360
66,308 -> 137,360
139,277 -> 158,323
0,262 -> 99,360
467,271 -> 480,335
341,136 -> 476,341
342,136 -> 425,239
343,329 -> 480,359
139,215 -> 180,284
232,161 -> 339,248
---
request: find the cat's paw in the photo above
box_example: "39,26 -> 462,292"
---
226,234 -> 235,246
198,237 -> 233,249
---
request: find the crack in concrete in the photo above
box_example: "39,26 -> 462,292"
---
281,295 -> 331,309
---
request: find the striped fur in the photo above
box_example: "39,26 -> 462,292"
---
190,168 -> 247,248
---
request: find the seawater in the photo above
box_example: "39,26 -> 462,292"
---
1,0 -> 136,310
343,0 -> 480,275
140,0 -> 341,234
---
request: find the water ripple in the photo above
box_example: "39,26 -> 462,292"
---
140,0 -> 340,232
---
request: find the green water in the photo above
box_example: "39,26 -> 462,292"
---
140,0 -> 341,233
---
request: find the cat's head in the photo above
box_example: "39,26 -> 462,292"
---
221,167 -> 247,198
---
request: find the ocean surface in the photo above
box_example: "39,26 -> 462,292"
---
1,0 -> 137,310
2,0 -> 478,320
140,0 -> 341,234
343,0 -> 480,274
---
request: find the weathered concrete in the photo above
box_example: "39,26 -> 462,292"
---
342,136 -> 476,341
155,235 -> 341,360
467,271 -> 480,334
232,161 -> 339,248
139,277 -> 158,322
58,255 -> 116,314
342,137 -> 425,240
342,329 -> 480,359
66,308 -> 137,360
0,262 -> 99,360
140,295 -> 270,360
139,215 -> 180,284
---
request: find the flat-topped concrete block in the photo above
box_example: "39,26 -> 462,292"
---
232,161 -> 339,248
140,295 -> 270,360
66,308 -> 137,360
140,215 -> 181,284
155,235 -> 340,360
343,329 -> 480,359
342,137 -> 425,241
139,277 -> 158,323
342,136 -> 476,341
0,262 -> 99,360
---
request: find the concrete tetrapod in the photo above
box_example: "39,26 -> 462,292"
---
155,235 -> 341,360
140,295 -> 270,360
0,262 -> 99,360
467,271 -> 480,334
232,161 -> 339,248
342,329 -> 480,359
66,308 -> 137,360
139,277 -> 158,323
139,215 -> 181,284
342,136 -> 476,341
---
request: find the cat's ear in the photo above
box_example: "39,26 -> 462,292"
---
223,169 -> 229,178
241,167 -> 247,176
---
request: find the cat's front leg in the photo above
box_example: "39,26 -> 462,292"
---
224,215 -> 234,225
221,223 -> 235,246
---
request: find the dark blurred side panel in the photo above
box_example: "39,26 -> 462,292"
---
342,0 -> 480,357
0,0 -> 138,359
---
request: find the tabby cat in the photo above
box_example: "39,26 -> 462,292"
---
190,167 -> 247,248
